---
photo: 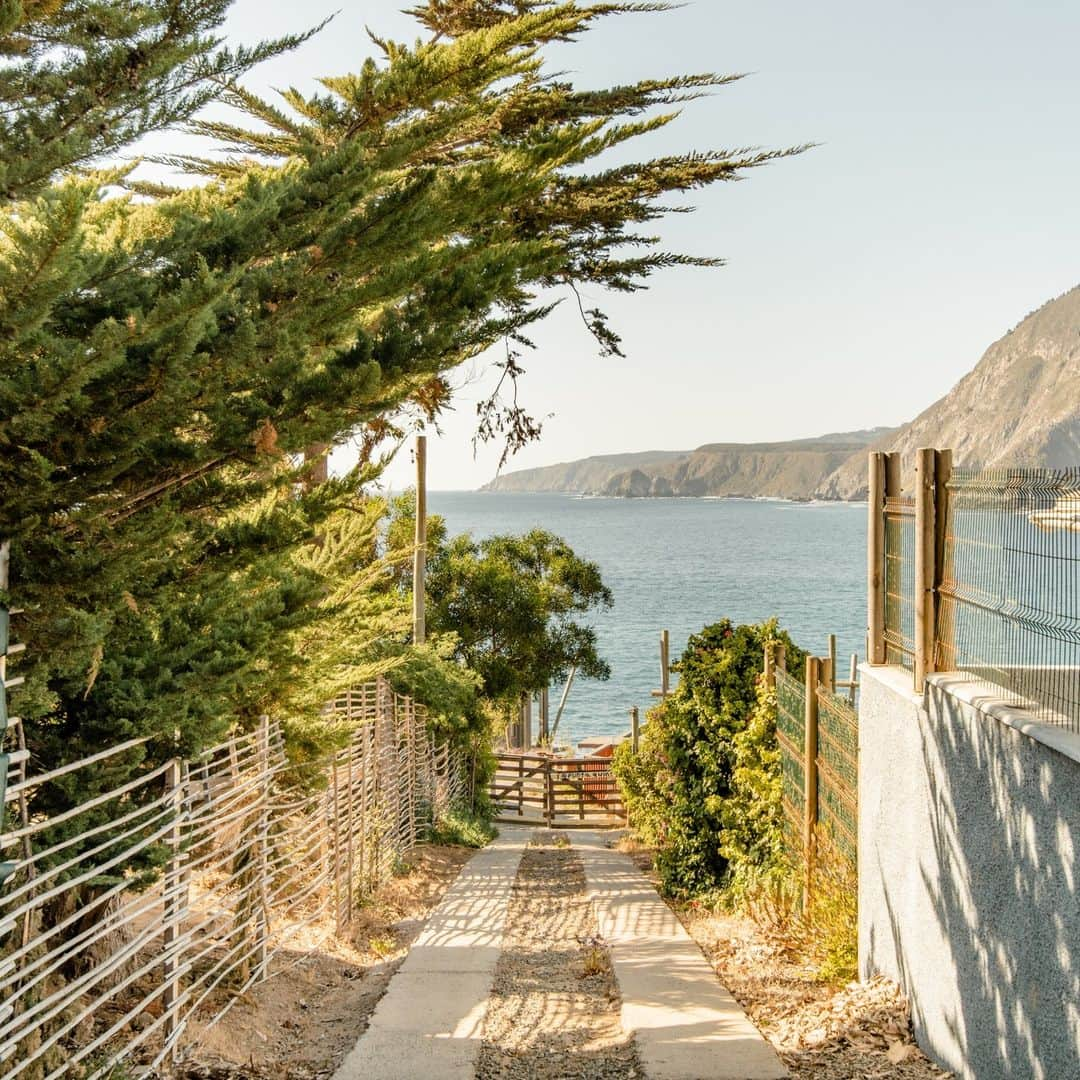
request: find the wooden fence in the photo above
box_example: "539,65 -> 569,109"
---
0,678 -> 465,1080
768,644 -> 859,892
488,752 -> 625,828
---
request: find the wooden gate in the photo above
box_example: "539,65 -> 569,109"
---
489,752 -> 626,828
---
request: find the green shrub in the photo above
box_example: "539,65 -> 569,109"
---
612,619 -> 804,898
425,805 -> 497,848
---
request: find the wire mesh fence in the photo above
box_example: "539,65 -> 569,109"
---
937,466 -> 1080,731
884,491 -> 917,670
0,678 -> 467,1080
773,658 -> 858,879
774,668 -> 805,858
815,687 -> 858,864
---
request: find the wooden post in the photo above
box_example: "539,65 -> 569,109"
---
630,707 -> 640,753
255,716 -> 271,979
518,753 -> 524,818
539,687 -> 549,744
345,728 -> 355,923
827,634 -> 837,693
914,448 -> 937,693
162,758 -> 186,1047
550,666 -> 577,744
764,644 -> 775,690
867,452 -> 887,665
524,694 -> 533,750
934,449 -> 954,670
331,757 -> 343,934
544,759 -> 554,827
413,435 -> 427,646
848,653 -> 858,705
661,630 -> 670,697
803,657 -> 821,903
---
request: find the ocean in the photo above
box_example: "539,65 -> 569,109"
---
427,492 -> 867,749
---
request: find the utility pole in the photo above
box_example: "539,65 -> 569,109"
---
413,434 -> 427,646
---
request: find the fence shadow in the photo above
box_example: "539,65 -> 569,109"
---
887,684 -> 1080,1078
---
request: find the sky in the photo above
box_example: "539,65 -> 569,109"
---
188,0 -> 1080,489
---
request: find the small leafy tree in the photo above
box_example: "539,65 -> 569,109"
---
426,528 -> 613,714
612,619 -> 804,897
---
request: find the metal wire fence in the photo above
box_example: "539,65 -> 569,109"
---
0,678 -> 467,1080
815,687 -> 858,864
937,466 -> 1080,731
774,668 -> 805,858
884,492 -> 917,670
773,660 -> 858,877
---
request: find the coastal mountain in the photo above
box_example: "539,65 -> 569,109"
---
819,285 -> 1080,499
482,430 -> 893,499
484,284 -> 1080,501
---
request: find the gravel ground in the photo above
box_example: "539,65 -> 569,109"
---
476,832 -> 643,1080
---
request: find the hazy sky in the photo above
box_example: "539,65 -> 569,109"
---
196,0 -> 1080,489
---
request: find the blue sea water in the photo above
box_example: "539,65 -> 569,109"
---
427,492 -> 867,749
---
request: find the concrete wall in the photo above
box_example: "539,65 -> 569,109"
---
859,665 -> 1080,1079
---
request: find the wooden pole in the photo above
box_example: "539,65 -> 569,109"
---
661,630 -> 670,698
803,656 -> 821,903
550,666 -> 577,743
540,687 -> 550,744
256,716 -> 271,979
934,448 -> 954,670
544,758 -> 554,827
413,435 -> 427,646
630,707 -> 640,753
848,652 -> 858,705
827,634 -> 837,693
867,452 -> 887,665
914,448 -> 937,693
162,758 -> 185,1047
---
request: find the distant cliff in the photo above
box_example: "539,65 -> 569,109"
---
482,430 -> 894,499
819,285 -> 1080,499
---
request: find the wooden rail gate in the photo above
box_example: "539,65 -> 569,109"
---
489,752 -> 626,828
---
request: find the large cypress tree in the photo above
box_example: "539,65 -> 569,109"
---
0,0 -> 803,776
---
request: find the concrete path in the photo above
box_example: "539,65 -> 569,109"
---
332,826 -> 530,1080
575,832 -> 788,1080
335,826 -> 786,1080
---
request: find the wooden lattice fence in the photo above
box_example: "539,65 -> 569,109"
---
0,678 -> 466,1080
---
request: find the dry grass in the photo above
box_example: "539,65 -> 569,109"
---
617,838 -> 951,1079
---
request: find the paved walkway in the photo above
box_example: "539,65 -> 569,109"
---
333,828 -> 786,1080
577,832 -> 787,1080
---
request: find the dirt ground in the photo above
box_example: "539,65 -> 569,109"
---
476,832 -> 642,1080
177,843 -> 474,1080
617,839 -> 952,1080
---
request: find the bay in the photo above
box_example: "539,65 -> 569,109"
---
427,492 -> 867,749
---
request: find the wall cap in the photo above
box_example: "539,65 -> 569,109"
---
925,673 -> 1080,768
860,663 -> 1080,767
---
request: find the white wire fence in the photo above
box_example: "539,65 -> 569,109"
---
0,677 -> 468,1080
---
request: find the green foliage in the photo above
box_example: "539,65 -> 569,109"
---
611,619 -> 805,897
0,0 -> 802,870
425,805 -> 498,849
425,528 -> 613,709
